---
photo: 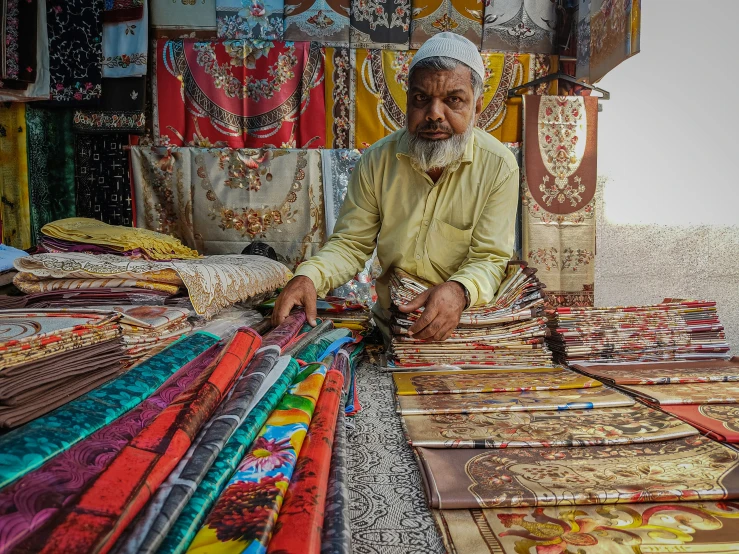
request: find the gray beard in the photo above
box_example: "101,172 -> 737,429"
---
407,118 -> 475,173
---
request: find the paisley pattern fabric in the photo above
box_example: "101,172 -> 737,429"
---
15,329 -> 261,554
433,501 -> 739,554
0,344 -> 223,554
14,252 -> 292,319
283,0 -> 350,44
268,368 -> 345,554
74,134 -> 134,227
25,107 -> 76,243
117,349 -> 291,554
664,404 -> 739,444
416,436 -> 739,509
342,49 -> 555,149
0,332 -> 219,490
621,382 -> 739,406
186,361 -> 329,553
154,40 -> 325,149
158,358 -> 301,554
482,0 -> 557,53
402,404 -> 698,448
572,358 -> 739,385
397,386 -> 634,415
45,0 -> 104,104
392,368 -> 600,395
522,95 -> 598,308
0,103 -> 31,249
410,0 -> 482,49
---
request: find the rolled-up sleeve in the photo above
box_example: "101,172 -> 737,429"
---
448,166 -> 519,307
293,156 -> 381,297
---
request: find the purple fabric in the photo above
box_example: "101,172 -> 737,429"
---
261,312 -> 307,350
38,237 -> 148,258
0,343 -> 223,554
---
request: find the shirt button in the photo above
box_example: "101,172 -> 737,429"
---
415,254 -> 421,260
423,220 -> 429,226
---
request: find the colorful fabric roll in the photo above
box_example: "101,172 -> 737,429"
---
261,312 -> 307,350
186,360 -> 330,553
157,357 -> 301,554
119,346 -> 289,554
320,401 -> 351,554
15,329 -> 261,554
0,332 -> 219,489
0,343 -> 223,554
268,368 -> 345,554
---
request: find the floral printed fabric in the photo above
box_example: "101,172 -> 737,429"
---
186,361 -> 329,553
418,436 -> 739,509
74,134 -> 134,227
410,0 -> 482,49
349,0 -> 410,48
15,329 -> 261,554
154,40 -> 325,148
25,106 -> 76,243
217,0 -> 285,39
482,0 -> 557,53
664,404 -> 739,444
433,501 -> 739,554
0,332 -> 219,490
73,77 -> 147,134
283,0 -> 350,44
0,343 -> 223,554
2,0 -> 37,83
150,0 -> 217,39
522,95 -> 598,308
104,0 -> 143,22
0,103 -> 31,249
45,0 -> 104,104
101,0 -> 148,77
118,349 -> 291,554
267,368 -> 345,554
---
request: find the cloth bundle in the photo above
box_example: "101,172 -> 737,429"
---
388,262 -> 553,368
14,252 -> 292,319
39,218 -> 200,261
0,310 -> 127,428
549,300 -> 732,364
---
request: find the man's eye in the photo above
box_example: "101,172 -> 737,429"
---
448,97 -> 460,103
415,94 -> 428,102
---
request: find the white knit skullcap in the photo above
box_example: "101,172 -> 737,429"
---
409,32 -> 485,81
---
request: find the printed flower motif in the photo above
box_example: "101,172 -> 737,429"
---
241,437 -> 293,471
206,475 -> 288,543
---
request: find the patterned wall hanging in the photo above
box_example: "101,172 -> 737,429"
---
522,94 -> 597,308
283,0 -> 351,44
482,0 -> 557,53
0,103 -> 31,249
410,0 -> 482,49
349,0 -> 410,48
216,0 -> 285,39
154,40 -> 325,148
150,0 -> 217,38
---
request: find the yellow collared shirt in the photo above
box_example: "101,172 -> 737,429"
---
295,127 -> 519,309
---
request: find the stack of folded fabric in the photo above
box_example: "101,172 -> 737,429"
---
388,262 -> 553,368
38,217 -> 200,260
572,357 -> 739,444
0,310 -> 127,429
14,252 -> 292,319
390,365 -> 739,552
0,245 -> 28,288
548,300 -> 731,364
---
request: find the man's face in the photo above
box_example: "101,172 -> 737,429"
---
406,65 -> 483,139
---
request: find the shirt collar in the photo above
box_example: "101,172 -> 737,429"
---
395,128 -> 476,166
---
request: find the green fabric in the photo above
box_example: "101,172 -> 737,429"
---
25,106 -> 76,244
295,328 -> 352,362
0,332 -> 219,489
159,357 -> 302,554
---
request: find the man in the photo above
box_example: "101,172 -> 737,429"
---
273,32 -> 519,342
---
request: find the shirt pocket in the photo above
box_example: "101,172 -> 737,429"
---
426,218 -> 473,278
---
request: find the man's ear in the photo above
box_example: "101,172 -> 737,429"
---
475,94 -> 484,115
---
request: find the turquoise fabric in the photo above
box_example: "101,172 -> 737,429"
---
0,332 -> 220,489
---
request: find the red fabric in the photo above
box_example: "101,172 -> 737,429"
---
662,404 -> 739,443
155,40 -> 326,148
20,328 -> 261,554
267,368 -> 345,554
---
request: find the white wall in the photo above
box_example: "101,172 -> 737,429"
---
594,0 -> 739,350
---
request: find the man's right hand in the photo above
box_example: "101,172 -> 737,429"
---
271,275 -> 318,327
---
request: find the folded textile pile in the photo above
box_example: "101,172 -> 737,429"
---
0,245 -> 28,288
388,263 -> 553,368
390,363 -> 739,550
39,217 -> 200,260
0,310 -> 127,429
102,305 -> 192,360
14,252 -> 292,319
549,300 -> 731,364
572,358 -> 739,445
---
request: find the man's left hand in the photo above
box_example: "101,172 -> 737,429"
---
397,281 -> 466,341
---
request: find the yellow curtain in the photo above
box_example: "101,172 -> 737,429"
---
0,103 -> 31,249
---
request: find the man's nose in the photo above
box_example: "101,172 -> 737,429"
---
425,98 -> 445,121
